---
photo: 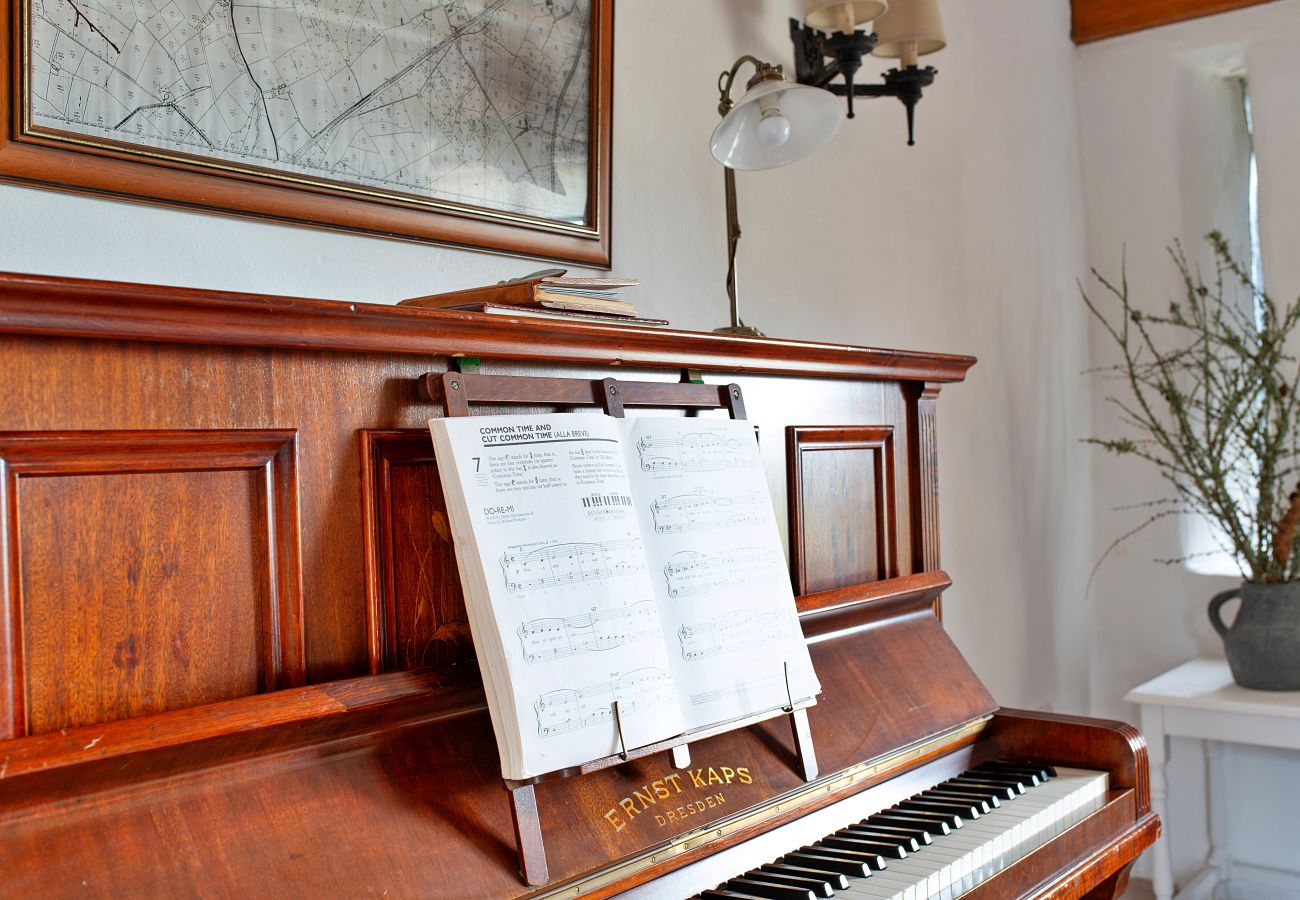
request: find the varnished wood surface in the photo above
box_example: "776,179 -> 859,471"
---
1072,0 -> 1281,43
0,272 -> 977,381
0,592 -> 999,897
0,273 -> 1155,896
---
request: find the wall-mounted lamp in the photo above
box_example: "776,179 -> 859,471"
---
709,57 -> 841,336
791,0 -> 946,145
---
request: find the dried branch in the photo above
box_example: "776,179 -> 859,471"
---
1084,232 -> 1300,583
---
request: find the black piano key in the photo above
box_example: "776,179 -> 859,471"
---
801,844 -> 888,871
945,780 -> 1017,801
759,863 -> 848,891
867,811 -> 951,835
837,826 -> 921,852
887,804 -> 963,830
815,834 -> 904,860
978,760 -> 1054,781
949,776 -> 1025,797
897,798 -> 982,820
921,786 -> 999,809
955,771 -> 1030,791
723,877 -> 817,900
973,762 -> 1042,786
782,851 -> 872,879
699,891 -> 769,900
745,868 -> 835,898
848,821 -> 933,845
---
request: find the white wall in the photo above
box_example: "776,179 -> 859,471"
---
1077,3 -> 1300,894
0,0 -> 1095,715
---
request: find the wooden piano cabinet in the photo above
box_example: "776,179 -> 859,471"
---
0,272 -> 1155,898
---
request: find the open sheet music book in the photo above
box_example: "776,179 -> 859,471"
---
429,413 -> 820,780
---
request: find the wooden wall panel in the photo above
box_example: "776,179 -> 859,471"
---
361,430 -> 471,673
1072,0 -> 1279,43
0,431 -> 304,737
786,426 -> 898,595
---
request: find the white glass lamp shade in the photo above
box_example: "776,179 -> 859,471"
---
709,79 -> 843,171
873,0 -> 946,58
804,0 -> 888,33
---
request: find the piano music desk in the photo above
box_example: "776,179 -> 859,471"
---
1126,657 -> 1300,900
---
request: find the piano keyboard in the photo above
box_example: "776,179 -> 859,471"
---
667,761 -> 1108,900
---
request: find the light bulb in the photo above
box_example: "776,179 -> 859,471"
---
756,107 -> 791,146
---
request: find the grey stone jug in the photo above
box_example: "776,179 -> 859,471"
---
1208,581 -> 1300,691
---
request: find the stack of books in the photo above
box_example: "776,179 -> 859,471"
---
398,269 -> 667,327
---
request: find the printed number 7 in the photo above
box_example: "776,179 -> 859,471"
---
473,457 -> 481,472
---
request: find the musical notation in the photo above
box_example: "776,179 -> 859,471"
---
662,547 -> 786,599
637,431 -> 750,473
677,609 -> 788,661
518,601 -> 663,663
650,488 -> 765,535
500,539 -> 645,593
535,668 -> 677,738
687,673 -> 784,707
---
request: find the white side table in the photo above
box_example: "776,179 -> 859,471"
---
1125,657 -> 1300,900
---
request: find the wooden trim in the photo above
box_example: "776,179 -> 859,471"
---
0,0 -> 615,265
361,429 -> 471,675
0,667 -> 484,812
988,707 -> 1152,817
909,382 -> 943,578
796,570 -> 951,642
1072,0 -> 1281,44
787,425 -> 899,594
0,429 -> 305,737
0,272 -> 979,382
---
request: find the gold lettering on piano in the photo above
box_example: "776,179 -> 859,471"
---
655,793 -> 725,827
602,767 -> 752,832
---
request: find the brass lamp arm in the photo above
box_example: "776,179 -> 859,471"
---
713,55 -> 781,338
717,56 -> 783,118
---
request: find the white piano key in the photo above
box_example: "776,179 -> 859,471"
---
643,765 -> 1110,900
840,769 -> 1107,899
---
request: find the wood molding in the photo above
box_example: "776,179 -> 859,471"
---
909,383 -> 944,617
786,425 -> 899,595
360,429 -> 470,674
0,272 -> 978,383
1072,0 -> 1281,44
0,430 -> 304,737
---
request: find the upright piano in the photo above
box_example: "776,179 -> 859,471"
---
0,273 -> 1157,898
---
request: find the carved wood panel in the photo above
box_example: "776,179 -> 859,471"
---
0,430 -> 304,738
786,426 -> 899,595
360,429 -> 471,674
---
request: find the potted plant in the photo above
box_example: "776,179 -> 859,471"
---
1084,231 -> 1300,690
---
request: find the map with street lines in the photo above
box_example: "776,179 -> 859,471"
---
27,0 -> 592,223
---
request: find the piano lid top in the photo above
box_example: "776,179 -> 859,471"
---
0,271 -> 977,383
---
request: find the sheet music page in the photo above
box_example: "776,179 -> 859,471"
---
621,417 -> 821,732
430,413 -> 685,779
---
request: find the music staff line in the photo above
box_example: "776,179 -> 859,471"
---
663,547 -> 786,599
500,539 -> 645,593
637,431 -> 751,473
677,609 -> 788,661
649,488 -> 765,535
517,600 -> 662,664
534,668 -> 676,738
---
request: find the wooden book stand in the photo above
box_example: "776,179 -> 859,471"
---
423,370 -> 819,886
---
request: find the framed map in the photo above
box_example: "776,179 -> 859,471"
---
0,0 -> 612,265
